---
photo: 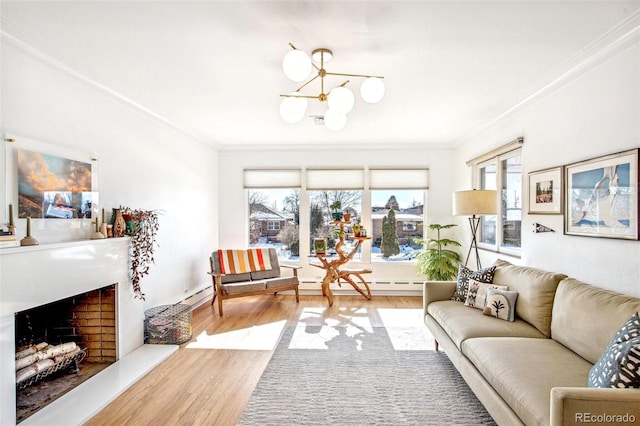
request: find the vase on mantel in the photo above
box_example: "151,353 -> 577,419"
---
112,208 -> 126,238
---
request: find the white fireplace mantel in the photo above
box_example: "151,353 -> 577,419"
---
0,238 -> 147,425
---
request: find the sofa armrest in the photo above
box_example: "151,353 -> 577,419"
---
281,264 -> 302,277
550,387 -> 640,426
422,281 -> 456,318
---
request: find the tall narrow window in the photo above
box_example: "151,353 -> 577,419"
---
244,169 -> 301,261
371,190 -> 424,262
473,140 -> 522,255
308,190 -> 363,261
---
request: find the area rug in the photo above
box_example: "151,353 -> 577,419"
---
238,325 -> 496,425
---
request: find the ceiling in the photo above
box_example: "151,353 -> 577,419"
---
1,1 -> 639,150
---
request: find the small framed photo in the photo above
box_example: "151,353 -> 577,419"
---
528,167 -> 563,214
564,148 -> 639,240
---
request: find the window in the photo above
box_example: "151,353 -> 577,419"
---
244,169 -> 301,261
473,140 -> 522,254
248,189 -> 299,260
267,221 -> 280,231
245,168 -> 429,265
371,190 -> 425,262
309,190 -> 362,261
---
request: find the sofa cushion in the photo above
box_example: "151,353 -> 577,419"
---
451,264 -> 496,302
427,300 -> 544,350
464,280 -> 507,309
462,337 -> 593,426
250,248 -> 281,280
589,312 -> 640,388
483,289 -> 518,322
222,281 -> 267,295
552,278 -> 640,364
261,276 -> 299,290
492,259 -> 566,337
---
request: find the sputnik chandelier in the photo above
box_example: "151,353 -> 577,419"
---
279,43 -> 385,131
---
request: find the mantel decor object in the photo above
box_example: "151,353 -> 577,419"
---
20,217 -> 39,246
112,208 -> 126,238
120,206 -> 161,300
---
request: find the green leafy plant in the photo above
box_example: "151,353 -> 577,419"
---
120,206 -> 161,300
415,223 -> 461,281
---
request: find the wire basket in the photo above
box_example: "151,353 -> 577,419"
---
144,304 -> 193,345
16,349 -> 86,390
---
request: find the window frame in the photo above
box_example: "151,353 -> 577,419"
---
474,146 -> 523,257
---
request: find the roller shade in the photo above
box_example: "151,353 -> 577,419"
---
369,169 -> 429,189
243,169 -> 301,188
306,169 -> 364,190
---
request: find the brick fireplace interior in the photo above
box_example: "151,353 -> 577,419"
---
14,284 -> 117,423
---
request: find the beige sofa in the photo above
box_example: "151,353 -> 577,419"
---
423,259 -> 640,426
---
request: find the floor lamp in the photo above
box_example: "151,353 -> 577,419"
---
452,189 -> 497,269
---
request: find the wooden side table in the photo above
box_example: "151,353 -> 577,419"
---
310,220 -> 372,306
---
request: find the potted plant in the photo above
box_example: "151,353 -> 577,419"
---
120,206 -> 161,300
329,200 -> 343,221
415,223 -> 461,281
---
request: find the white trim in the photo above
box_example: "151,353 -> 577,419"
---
453,9 -> 640,147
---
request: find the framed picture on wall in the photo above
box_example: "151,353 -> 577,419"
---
564,148 -> 639,240
528,167 -> 563,214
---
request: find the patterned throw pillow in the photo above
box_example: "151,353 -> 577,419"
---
465,280 -> 508,309
451,264 -> 497,302
588,312 -> 640,388
483,289 -> 519,321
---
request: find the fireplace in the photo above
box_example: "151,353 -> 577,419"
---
14,284 -> 117,422
0,239 -> 146,425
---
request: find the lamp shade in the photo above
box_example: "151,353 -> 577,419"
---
280,93 -> 308,123
282,49 -> 312,82
328,86 -> 355,114
324,108 -> 347,131
360,77 -> 385,103
452,190 -> 497,216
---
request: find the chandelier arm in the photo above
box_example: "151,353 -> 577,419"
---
295,74 -> 320,92
279,94 -> 321,99
325,71 -> 385,79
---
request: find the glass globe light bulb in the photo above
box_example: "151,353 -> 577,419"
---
360,77 -> 385,103
282,49 -> 312,82
324,108 -> 347,131
280,93 -> 308,123
328,86 -> 355,114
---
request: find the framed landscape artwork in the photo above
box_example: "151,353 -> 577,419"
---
564,148 -> 639,240
528,167 -> 563,214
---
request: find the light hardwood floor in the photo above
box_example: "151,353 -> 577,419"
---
85,294 -> 422,426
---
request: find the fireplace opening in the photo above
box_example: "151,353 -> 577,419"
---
14,284 -> 117,423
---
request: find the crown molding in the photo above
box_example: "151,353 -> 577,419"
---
452,9 -> 640,148
0,17 -> 219,150
217,141 -> 453,153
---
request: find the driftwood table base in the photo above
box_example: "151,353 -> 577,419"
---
312,220 -> 372,307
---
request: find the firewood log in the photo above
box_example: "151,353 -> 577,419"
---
16,342 -> 49,359
15,359 -> 55,384
15,353 -> 38,371
36,342 -> 77,360
53,347 -> 81,363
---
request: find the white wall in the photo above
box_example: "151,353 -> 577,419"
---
453,40 -> 640,297
1,42 -> 219,309
218,148 -> 454,291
